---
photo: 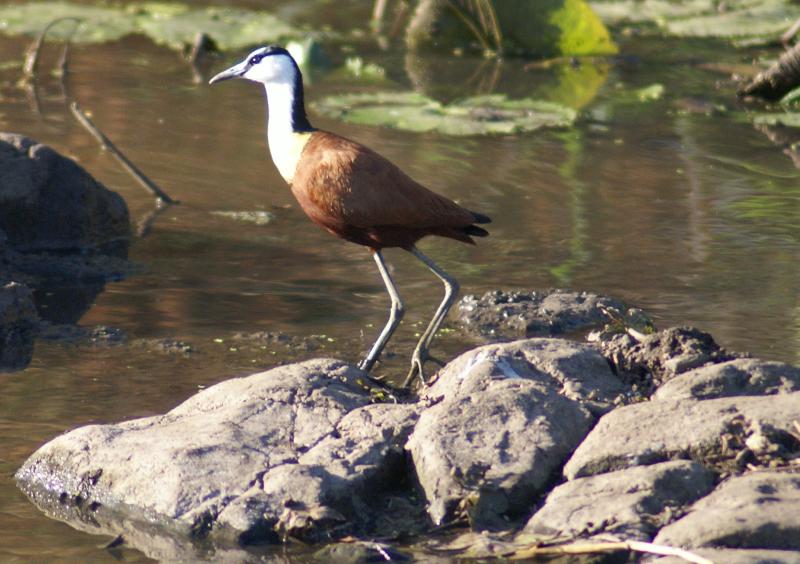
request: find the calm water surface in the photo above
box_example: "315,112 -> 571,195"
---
1,2 -> 799,560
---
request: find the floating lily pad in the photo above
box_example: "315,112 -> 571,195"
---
752,113 -> 800,128
0,2 -> 302,50
210,211 -> 276,226
590,0 -> 800,40
314,92 -> 576,136
635,83 -> 665,102
664,2 -> 800,38
589,0 -> 720,25
135,5 -> 298,51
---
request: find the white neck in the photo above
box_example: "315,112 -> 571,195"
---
264,81 -> 311,184
265,81 -> 296,139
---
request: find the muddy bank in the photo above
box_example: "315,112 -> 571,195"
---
15,293 -> 800,561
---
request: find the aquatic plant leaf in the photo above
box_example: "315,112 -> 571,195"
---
135,5 -> 298,51
0,3 -> 136,42
314,92 -> 576,136
752,112 -> 800,128
589,0 -> 718,25
590,0 -> 800,40
635,83 -> 665,101
547,0 -> 619,56
664,3 -> 800,38
210,211 -> 276,226
0,2 -> 302,50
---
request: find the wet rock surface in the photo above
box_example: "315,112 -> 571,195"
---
17,359 -> 422,544
458,289 -> 624,342
524,460 -> 716,540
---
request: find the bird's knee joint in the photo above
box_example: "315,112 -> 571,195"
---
447,279 -> 460,296
394,302 -> 406,320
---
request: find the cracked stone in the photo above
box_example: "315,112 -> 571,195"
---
15,359 -> 419,545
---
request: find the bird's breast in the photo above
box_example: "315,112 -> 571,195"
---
267,129 -> 313,184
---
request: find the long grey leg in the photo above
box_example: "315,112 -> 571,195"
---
402,246 -> 459,388
358,250 -> 405,373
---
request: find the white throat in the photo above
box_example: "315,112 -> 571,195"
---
264,81 -> 310,184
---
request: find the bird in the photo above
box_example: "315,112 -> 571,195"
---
209,45 -> 490,388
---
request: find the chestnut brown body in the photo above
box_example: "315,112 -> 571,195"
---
290,131 -> 487,250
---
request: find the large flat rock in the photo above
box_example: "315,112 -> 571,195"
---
654,548 -> 800,563
424,338 -> 626,414
524,460 -> 716,540
655,471 -> 800,550
16,359 -> 419,543
563,392 -> 800,479
653,359 -> 800,401
410,340 -> 603,529
409,380 -> 593,529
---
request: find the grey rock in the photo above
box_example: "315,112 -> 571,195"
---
564,392 -> 800,479
653,359 -> 800,401
0,281 -> 38,370
655,472 -> 800,550
653,548 -> 800,563
524,461 -> 716,540
424,338 -> 626,414
0,133 -> 130,252
597,327 -> 739,395
458,289 -> 624,342
16,359 -> 419,544
409,367 -> 594,528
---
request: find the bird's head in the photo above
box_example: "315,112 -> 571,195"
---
209,45 -> 298,86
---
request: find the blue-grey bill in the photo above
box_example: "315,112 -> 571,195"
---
209,64 -> 243,85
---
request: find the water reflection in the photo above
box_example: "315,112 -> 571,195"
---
0,6 -> 799,560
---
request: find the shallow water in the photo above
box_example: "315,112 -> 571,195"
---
1,2 -> 799,561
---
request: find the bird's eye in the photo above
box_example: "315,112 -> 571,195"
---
249,55 -> 263,65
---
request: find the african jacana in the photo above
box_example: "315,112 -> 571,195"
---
209,45 -> 490,388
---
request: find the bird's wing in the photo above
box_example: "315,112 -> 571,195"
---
295,132 -> 475,229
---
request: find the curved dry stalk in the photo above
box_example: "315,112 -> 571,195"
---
510,539 -> 713,564
23,17 -> 83,79
70,102 -> 176,204
442,0 -> 502,53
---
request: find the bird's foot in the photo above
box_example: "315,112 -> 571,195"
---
403,349 -> 434,389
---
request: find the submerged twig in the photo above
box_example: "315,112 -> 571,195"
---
186,32 -> 212,84
70,102 -> 176,204
23,17 -> 82,79
510,539 -> 713,564
136,199 -> 174,238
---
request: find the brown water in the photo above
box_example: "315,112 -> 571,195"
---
1,3 -> 800,561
